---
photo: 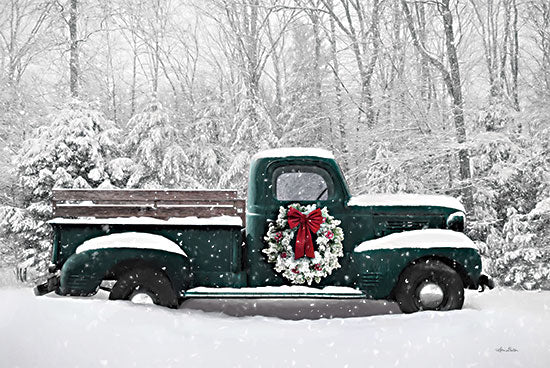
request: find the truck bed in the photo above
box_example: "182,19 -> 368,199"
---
49,189 -> 248,289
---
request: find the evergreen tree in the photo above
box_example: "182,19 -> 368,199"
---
0,100 -> 119,281
125,101 -> 199,188
186,100 -> 229,188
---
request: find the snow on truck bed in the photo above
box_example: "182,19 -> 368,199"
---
48,215 -> 243,227
348,193 -> 465,212
76,232 -> 187,257
1,287 -> 549,368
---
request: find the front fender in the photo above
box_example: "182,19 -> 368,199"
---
351,247 -> 483,299
59,248 -> 190,296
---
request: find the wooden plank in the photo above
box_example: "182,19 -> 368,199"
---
88,199 -> 239,206
53,204 -> 242,219
52,189 -> 239,202
234,200 -> 246,228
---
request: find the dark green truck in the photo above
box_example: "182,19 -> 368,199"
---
35,148 -> 493,313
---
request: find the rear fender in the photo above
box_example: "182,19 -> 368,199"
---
59,248 -> 190,297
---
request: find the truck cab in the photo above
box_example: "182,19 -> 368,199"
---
36,147 -> 493,313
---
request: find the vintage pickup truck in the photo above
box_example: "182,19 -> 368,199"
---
35,148 -> 493,313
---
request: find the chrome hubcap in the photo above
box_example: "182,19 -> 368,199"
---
130,291 -> 154,305
417,282 -> 444,309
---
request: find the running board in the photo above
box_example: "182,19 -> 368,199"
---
184,287 -> 366,299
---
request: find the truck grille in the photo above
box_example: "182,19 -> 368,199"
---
385,220 -> 428,231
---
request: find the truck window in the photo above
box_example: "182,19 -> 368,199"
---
273,166 -> 332,201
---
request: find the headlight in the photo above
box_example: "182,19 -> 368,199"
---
446,211 -> 465,231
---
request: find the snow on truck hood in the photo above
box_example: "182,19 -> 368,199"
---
354,229 -> 476,252
76,232 -> 187,257
348,193 -> 465,212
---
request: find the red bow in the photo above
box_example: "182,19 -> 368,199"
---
287,207 -> 324,259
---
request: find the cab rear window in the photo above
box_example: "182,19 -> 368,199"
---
273,166 -> 333,201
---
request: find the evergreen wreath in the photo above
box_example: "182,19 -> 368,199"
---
263,203 -> 344,285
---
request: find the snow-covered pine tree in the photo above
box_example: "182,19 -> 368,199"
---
469,120 -> 550,288
492,198 -> 550,289
125,101 -> 199,188
0,100 -> 120,281
220,88 -> 276,192
185,101 -> 229,189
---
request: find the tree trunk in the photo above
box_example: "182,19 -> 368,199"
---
510,0 -> 520,111
328,0 -> 346,158
390,0 -> 405,125
69,0 -> 79,98
309,3 -> 324,142
416,3 -> 432,115
266,20 -> 283,121
363,0 -> 381,128
441,0 -> 473,212
246,0 -> 260,127
131,43 -> 137,116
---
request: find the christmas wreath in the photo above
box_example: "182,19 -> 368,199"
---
262,203 -> 344,285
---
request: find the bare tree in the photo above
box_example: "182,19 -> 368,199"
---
470,0 -> 519,111
528,1 -> 550,97
320,0 -> 382,128
0,0 -> 54,86
0,0 -> 55,153
204,0 -> 296,150
401,0 -> 473,212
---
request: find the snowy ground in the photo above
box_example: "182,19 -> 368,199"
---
0,267 -> 16,287
1,287 -> 549,368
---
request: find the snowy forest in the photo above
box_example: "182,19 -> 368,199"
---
0,0 -> 549,289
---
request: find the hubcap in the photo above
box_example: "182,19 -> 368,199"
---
416,282 -> 444,309
130,291 -> 155,305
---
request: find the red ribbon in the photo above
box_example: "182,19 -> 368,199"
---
287,207 -> 324,259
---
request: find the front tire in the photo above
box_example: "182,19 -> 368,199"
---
393,259 -> 464,313
109,267 -> 179,309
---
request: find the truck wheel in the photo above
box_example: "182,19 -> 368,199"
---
393,260 -> 464,313
109,267 -> 179,309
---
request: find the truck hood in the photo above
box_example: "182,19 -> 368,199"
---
348,193 -> 465,213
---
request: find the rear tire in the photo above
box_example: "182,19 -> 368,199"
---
109,267 -> 179,309
393,259 -> 464,313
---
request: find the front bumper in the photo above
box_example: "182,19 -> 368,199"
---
477,274 -> 495,292
34,275 -> 60,296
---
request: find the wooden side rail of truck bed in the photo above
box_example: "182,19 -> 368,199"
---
52,189 -> 246,225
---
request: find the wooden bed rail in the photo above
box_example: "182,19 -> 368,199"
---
52,189 -> 246,226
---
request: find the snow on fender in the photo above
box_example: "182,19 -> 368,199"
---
76,232 -> 187,257
353,229 -> 477,253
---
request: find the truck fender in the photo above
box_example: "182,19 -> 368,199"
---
351,247 -> 482,299
59,248 -> 190,297
58,251 -> 104,296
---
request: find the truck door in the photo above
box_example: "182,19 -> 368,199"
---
247,158 -> 369,287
